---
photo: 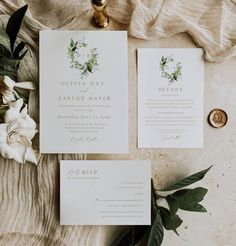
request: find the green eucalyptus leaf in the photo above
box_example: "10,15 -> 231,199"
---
170,187 -> 208,213
170,189 -> 189,197
172,187 -> 208,204
6,4 -> 28,52
147,211 -> 164,246
158,206 -> 183,235
0,28 -> 11,52
166,197 -> 179,216
178,203 -> 207,213
161,166 -> 213,191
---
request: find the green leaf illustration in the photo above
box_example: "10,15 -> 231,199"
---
6,4 -> 28,52
159,206 -> 183,235
161,166 -> 213,191
147,211 -> 164,246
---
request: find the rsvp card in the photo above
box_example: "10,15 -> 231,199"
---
138,48 -> 204,148
40,31 -> 128,153
60,160 -> 151,225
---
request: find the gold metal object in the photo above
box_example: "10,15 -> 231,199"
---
91,0 -> 109,28
208,109 -> 228,128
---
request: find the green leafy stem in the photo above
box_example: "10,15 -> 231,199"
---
0,5 -> 28,81
0,5 -> 29,106
111,165 -> 213,246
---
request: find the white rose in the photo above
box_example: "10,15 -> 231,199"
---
0,98 -> 38,164
0,75 -> 35,104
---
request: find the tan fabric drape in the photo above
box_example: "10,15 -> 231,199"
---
0,0 -> 236,245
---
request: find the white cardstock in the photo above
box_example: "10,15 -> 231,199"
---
138,48 -> 204,148
60,160 -> 151,225
40,30 -> 128,153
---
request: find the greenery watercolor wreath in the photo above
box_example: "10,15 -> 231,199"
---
67,38 -> 99,78
159,55 -> 182,85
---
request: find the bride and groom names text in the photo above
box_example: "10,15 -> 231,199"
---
59,80 -> 110,102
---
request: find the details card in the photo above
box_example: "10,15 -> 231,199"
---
138,48 -> 204,148
40,30 -> 128,153
60,160 -> 151,225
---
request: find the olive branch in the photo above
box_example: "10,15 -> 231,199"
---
160,55 -> 182,85
67,38 -> 99,78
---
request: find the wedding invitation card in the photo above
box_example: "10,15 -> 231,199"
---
40,31 -> 128,153
60,160 -> 151,225
138,48 -> 204,148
